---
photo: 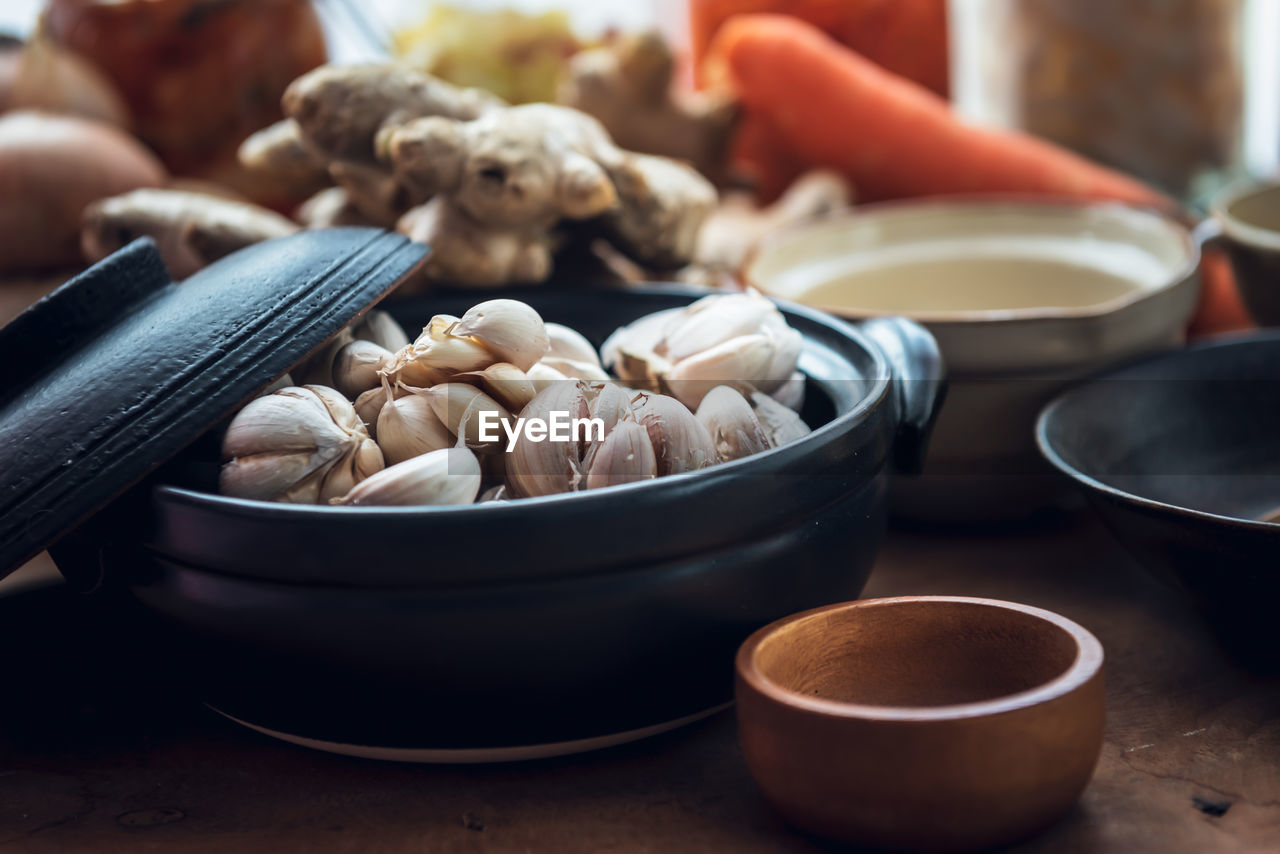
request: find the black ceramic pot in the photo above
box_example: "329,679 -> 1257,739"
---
7,233 -> 944,760
1037,332 -> 1280,663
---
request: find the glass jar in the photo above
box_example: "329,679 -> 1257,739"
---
949,0 -> 1255,201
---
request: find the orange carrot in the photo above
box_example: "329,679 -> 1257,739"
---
709,14 -> 1171,207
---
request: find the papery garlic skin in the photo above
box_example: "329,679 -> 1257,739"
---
750,390 -> 812,446
385,313 -> 494,388
696,385 -> 772,462
630,391 -> 717,476
584,420 -> 657,490
505,381 -> 590,498
335,447 -> 481,507
220,385 -> 384,503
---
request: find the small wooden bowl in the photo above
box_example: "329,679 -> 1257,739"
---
735,596 -> 1105,852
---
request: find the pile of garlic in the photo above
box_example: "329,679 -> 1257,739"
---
218,291 -> 811,507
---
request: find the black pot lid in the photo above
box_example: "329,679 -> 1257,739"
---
0,228 -> 427,578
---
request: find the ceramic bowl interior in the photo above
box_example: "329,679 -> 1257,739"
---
735,596 -> 1105,851
1213,182 -> 1280,326
1038,332 -> 1280,525
744,597 -> 1096,715
1216,182 -> 1280,252
747,200 -> 1195,323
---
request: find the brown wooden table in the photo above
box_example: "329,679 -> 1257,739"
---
1,510 -> 1278,853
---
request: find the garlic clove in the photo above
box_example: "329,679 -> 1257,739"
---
451,299 -> 549,371
333,339 -> 393,400
584,420 -> 657,490
352,309 -> 410,352
377,392 -> 454,465
540,355 -> 610,383
662,333 -> 775,410
750,390 -> 812,446
318,434 -> 386,501
659,289 -> 781,363
334,447 -> 481,506
630,391 -> 717,476
456,361 -> 536,413
421,383 -> 511,451
506,381 -> 590,498
292,329 -> 355,387
545,322 -> 601,366
770,370 -> 806,411
354,384 -> 390,436
525,361 -> 569,393
585,381 -> 635,439
696,385 -> 772,462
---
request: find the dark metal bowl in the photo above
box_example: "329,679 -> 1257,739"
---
1037,332 -> 1280,661
54,287 -> 943,758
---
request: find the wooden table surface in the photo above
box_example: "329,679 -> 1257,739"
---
1,510 -> 1278,854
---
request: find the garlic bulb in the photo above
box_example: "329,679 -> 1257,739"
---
376,391 -> 453,464
451,299 -> 550,371
602,290 -> 802,410
696,385 -> 771,462
630,391 -> 717,476
332,339 -> 392,400
220,385 -> 384,503
334,447 -> 481,506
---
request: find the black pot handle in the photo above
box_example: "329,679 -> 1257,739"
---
858,316 -> 947,475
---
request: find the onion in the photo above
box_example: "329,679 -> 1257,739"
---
0,111 -> 166,272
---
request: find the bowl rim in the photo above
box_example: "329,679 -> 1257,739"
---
1211,179 -> 1280,254
1036,329 -> 1280,532
744,196 -> 1199,326
154,288 -> 895,518
736,595 -> 1104,722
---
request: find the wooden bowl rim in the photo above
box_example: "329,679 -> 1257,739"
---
736,595 -> 1104,722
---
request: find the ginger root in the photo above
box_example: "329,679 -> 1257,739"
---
559,32 -> 739,184
81,188 -> 299,278
384,102 -> 714,286
283,64 -> 503,165
237,119 -> 331,202
249,64 -> 719,288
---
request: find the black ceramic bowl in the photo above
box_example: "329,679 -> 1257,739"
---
1037,332 -> 1280,660
56,285 -> 943,761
